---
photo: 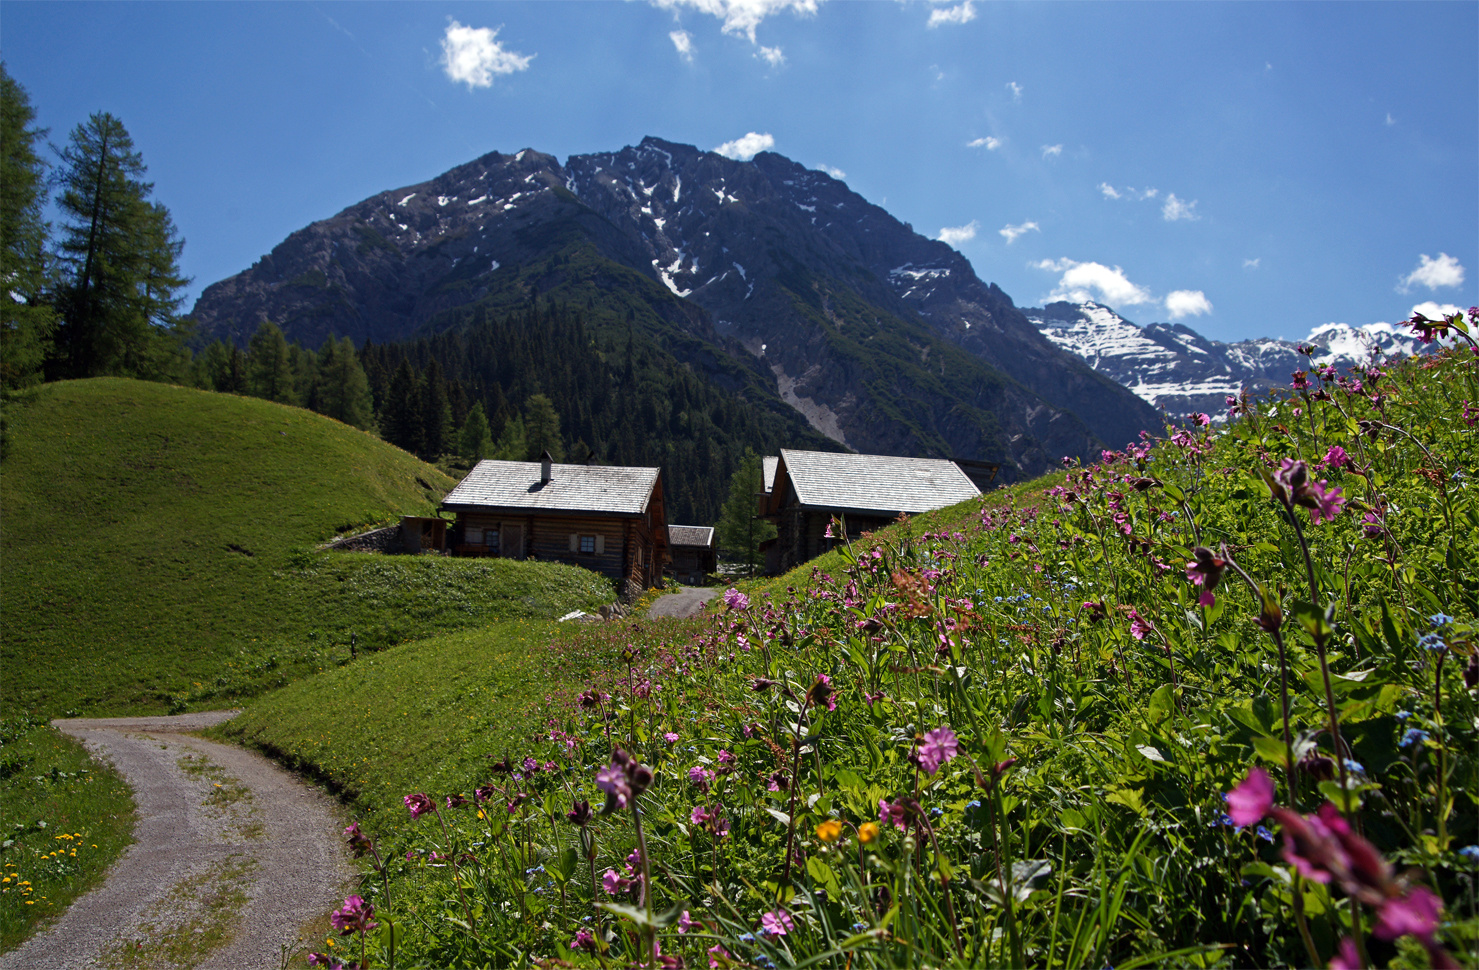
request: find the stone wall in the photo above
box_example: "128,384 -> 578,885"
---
327,525 -> 403,554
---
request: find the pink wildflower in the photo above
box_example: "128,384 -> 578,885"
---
1305,481 -> 1346,524
403,792 -> 434,819
602,868 -> 630,894
723,588 -> 749,611
708,943 -> 732,968
915,726 -> 959,776
330,895 -> 378,936
1128,609 -> 1154,641
760,909 -> 794,936
879,797 -> 911,831
663,732 -> 679,744
1225,768 -> 1274,828
1321,445 -> 1351,470
570,929 -> 598,953
1373,885 -> 1443,942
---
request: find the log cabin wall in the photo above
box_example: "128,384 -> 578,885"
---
451,511 -> 662,601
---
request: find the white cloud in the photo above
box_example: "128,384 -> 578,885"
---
1098,182 -> 1121,200
818,164 -> 845,179
1243,257 -> 1260,269
1411,301 -> 1462,319
1385,112 -> 1396,126
756,44 -> 785,66
1400,252 -> 1465,292
967,136 -> 1002,151
1006,81 -> 1023,101
650,0 -> 820,44
1165,290 -> 1213,319
928,1 -> 976,28
440,20 -> 533,89
670,29 -> 695,61
999,220 -> 1040,244
1161,193 -> 1199,221
713,131 -> 775,160
1034,258 -> 1155,307
937,220 -> 980,246
1041,144 -> 1063,159
1140,187 -> 1158,200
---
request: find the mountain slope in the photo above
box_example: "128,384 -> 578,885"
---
190,140 -> 1166,476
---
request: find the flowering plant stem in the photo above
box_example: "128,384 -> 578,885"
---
433,807 -> 477,939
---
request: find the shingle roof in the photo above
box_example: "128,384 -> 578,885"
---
668,525 -> 715,548
762,456 -> 779,494
777,449 -> 980,516
441,460 -> 660,516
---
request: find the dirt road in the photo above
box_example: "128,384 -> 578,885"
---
2,712 -> 353,970
645,586 -> 720,618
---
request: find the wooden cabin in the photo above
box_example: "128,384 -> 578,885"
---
667,525 -> 717,585
440,453 -> 669,601
758,449 -> 981,575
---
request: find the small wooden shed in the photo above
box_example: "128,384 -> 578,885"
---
667,525 -> 717,585
439,453 -> 668,600
758,449 -> 981,575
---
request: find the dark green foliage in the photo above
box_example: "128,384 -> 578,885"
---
0,64 -> 56,390
380,359 -> 421,455
49,112 -> 188,381
419,357 -> 453,458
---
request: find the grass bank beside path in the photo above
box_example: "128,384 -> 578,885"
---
216,616 -> 695,827
1,378 -> 614,717
0,717 -> 136,953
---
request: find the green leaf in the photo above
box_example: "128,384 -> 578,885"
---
1250,735 -> 1291,768
1147,684 -> 1174,725
807,856 -> 843,896
1135,744 -> 1168,763
598,902 -> 653,927
554,846 -> 578,882
766,807 -> 793,826
1105,787 -> 1147,816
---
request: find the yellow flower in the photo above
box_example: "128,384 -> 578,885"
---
858,822 -> 880,844
815,820 -> 843,843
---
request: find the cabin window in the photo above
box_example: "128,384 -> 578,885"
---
579,535 -> 596,554
484,529 -> 500,554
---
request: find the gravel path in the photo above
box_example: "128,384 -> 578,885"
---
646,585 -> 720,618
3,712 -> 354,970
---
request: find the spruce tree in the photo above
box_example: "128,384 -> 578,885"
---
380,359 -> 422,454
420,358 -> 452,459
247,321 -> 294,403
51,111 -> 188,379
0,64 -> 56,389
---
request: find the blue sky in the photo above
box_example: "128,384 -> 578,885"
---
5,1 -> 1475,342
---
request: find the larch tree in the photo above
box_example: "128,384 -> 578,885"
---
51,111 -> 188,379
247,321 -> 294,403
313,335 -> 373,429
0,64 -> 56,389
523,392 -> 564,461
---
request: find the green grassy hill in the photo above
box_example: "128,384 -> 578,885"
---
0,379 -> 614,716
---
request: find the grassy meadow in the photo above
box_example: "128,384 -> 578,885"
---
222,338 -> 1477,968
0,378 -> 615,717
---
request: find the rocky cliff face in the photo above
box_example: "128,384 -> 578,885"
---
1025,301 -> 1435,418
190,139 -> 1168,476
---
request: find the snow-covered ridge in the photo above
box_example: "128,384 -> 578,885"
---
1026,301 -> 1440,417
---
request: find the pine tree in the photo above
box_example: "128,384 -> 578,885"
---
524,392 -> 564,461
491,415 -> 526,461
0,64 -> 56,389
311,335 -> 373,429
247,321 -> 294,403
51,112 -> 188,379
458,401 -> 492,464
380,359 -> 422,454
716,450 -> 776,577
